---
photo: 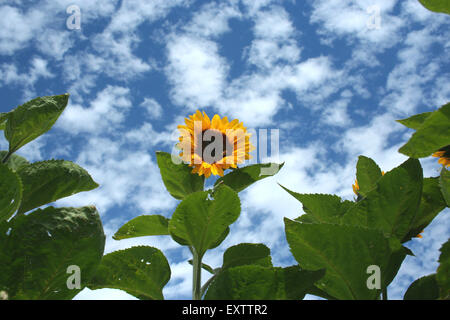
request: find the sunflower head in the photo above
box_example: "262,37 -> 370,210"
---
177,110 -> 255,178
432,145 -> 450,167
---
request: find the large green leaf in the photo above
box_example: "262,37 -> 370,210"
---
88,246 -> 171,300
222,243 -> 273,270
168,184 -> 240,257
440,168 -> 450,207
280,186 -> 354,224
4,94 -> 69,154
0,206 -> 105,299
0,151 -> 29,172
215,163 -> 284,193
436,239 -> 450,299
156,151 -> 204,200
201,243 -> 273,295
402,177 -> 446,242
0,112 -> 8,131
397,112 -> 433,130
404,274 -> 439,300
343,158 -> 423,240
355,156 -> 383,197
399,102 -> 450,158
418,0 -> 450,14
113,215 -> 170,240
16,160 -> 99,215
0,163 -> 22,221
204,265 -> 324,300
284,219 -> 401,300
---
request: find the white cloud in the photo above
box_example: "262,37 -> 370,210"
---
381,26 -> 449,115
0,5 -> 46,55
166,34 -> 229,108
322,97 -> 351,127
0,57 -> 54,99
246,6 -> 300,69
184,1 -> 242,38
57,85 -> 132,134
140,98 -> 163,119
36,29 -> 74,61
253,5 -> 295,40
310,0 -> 404,48
106,0 -> 188,34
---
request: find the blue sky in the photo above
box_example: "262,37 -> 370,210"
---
0,0 -> 449,300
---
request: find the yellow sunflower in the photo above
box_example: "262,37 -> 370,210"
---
177,110 -> 255,178
432,145 -> 450,167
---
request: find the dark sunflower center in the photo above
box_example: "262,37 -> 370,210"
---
197,129 -> 234,164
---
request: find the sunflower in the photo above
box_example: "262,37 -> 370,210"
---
432,145 -> 450,167
177,110 -> 255,178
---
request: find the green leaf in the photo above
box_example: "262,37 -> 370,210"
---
402,177 -> 446,242
215,162 -> 284,193
399,102 -> 450,158
222,243 -> 273,270
201,243 -> 273,295
397,112 -> 433,130
0,151 -> 29,172
113,215 -> 170,240
168,184 -> 240,257
418,0 -> 450,15
0,206 -> 105,299
440,168 -> 450,207
343,158 -> 423,240
383,244 -> 413,289
284,219 -> 400,300
16,160 -> 99,215
404,274 -> 439,300
88,246 -> 171,300
355,156 -> 383,197
4,94 -> 70,154
436,239 -> 450,299
280,186 -> 354,224
208,227 -> 230,250
0,112 -> 8,130
0,163 -> 22,222
156,151 -> 204,200
205,265 -> 324,300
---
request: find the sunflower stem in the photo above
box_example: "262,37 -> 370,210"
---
192,247 -> 202,300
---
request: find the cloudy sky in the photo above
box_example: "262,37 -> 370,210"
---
0,0 -> 449,300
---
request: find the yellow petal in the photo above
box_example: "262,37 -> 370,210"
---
211,114 -> 221,130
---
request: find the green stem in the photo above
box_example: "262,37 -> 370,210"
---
192,248 -> 202,300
